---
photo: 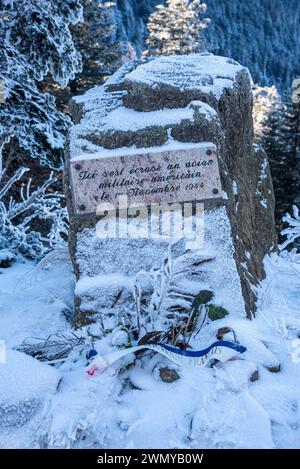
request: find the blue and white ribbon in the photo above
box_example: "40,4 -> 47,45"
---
87,340 -> 246,376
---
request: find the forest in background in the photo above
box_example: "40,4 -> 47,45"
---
83,0 -> 300,92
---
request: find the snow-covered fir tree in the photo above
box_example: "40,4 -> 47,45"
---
259,88 -> 300,230
71,0 -> 135,93
281,205 -> 300,251
0,0 -> 82,168
0,0 -> 82,258
290,85 -> 300,163
145,0 -> 210,56
253,86 -> 281,139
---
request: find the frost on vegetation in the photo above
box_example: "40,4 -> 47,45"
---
280,206 -> 300,251
16,333 -> 86,363
0,0 -> 82,168
0,168 -> 68,260
252,85 -> 281,138
0,0 -> 82,259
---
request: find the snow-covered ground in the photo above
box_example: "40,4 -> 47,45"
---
1,247 -> 300,449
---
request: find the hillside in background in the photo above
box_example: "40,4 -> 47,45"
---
207,0 -> 300,91
116,0 -> 300,92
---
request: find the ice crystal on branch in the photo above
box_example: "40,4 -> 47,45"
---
0,169 -> 68,259
0,0 -> 82,169
280,206 -> 300,251
0,0 -> 82,257
134,240 -> 214,344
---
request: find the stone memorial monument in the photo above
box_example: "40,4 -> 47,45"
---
65,54 -> 277,328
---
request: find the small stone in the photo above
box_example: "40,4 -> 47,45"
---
159,367 -> 180,383
194,290 -> 214,306
207,305 -> 229,321
216,327 -> 233,340
0,249 -> 16,268
249,369 -> 259,382
266,364 -> 281,373
111,327 -> 131,348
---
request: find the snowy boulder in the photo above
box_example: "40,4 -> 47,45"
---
122,55 -> 247,111
66,53 -> 276,323
75,273 -> 134,324
0,249 -> 16,268
0,350 -> 60,429
121,55 -> 277,315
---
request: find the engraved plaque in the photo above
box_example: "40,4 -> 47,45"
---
70,143 -> 224,216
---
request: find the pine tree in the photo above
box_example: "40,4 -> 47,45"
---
259,88 -> 300,231
71,0 -> 135,94
0,0 -> 82,169
253,85 -> 281,139
145,0 -> 210,56
291,79 -> 300,163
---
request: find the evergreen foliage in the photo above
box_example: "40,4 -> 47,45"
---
255,86 -> 300,230
146,0 -> 209,56
0,0 -> 82,258
71,0 -> 135,94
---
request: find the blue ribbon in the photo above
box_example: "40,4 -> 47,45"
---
158,340 -> 247,357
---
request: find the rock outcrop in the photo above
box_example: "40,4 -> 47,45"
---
65,54 -> 277,325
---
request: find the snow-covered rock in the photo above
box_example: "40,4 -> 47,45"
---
0,249 -> 16,268
0,350 -> 60,429
66,53 -> 276,324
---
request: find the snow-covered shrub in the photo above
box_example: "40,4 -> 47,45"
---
133,240 -> 215,344
0,168 -> 68,259
253,84 -> 300,227
0,0 -> 82,257
280,206 -> 300,251
0,0 -> 82,168
72,0 -> 135,93
252,85 -> 281,139
16,333 -> 86,363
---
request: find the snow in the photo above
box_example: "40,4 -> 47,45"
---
0,249 -> 15,263
0,350 -> 60,432
125,54 -> 247,100
260,157 -> 269,180
75,273 -> 134,296
101,106 -> 194,132
68,56 -> 223,164
1,245 -> 300,448
191,390 -> 274,449
280,206 -> 300,251
260,199 -> 268,209
0,254 -> 72,347
232,180 -> 238,195
72,140 -> 215,161
72,204 -> 244,333
70,98 -> 217,161
0,350 -> 60,405
0,249 -> 16,268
